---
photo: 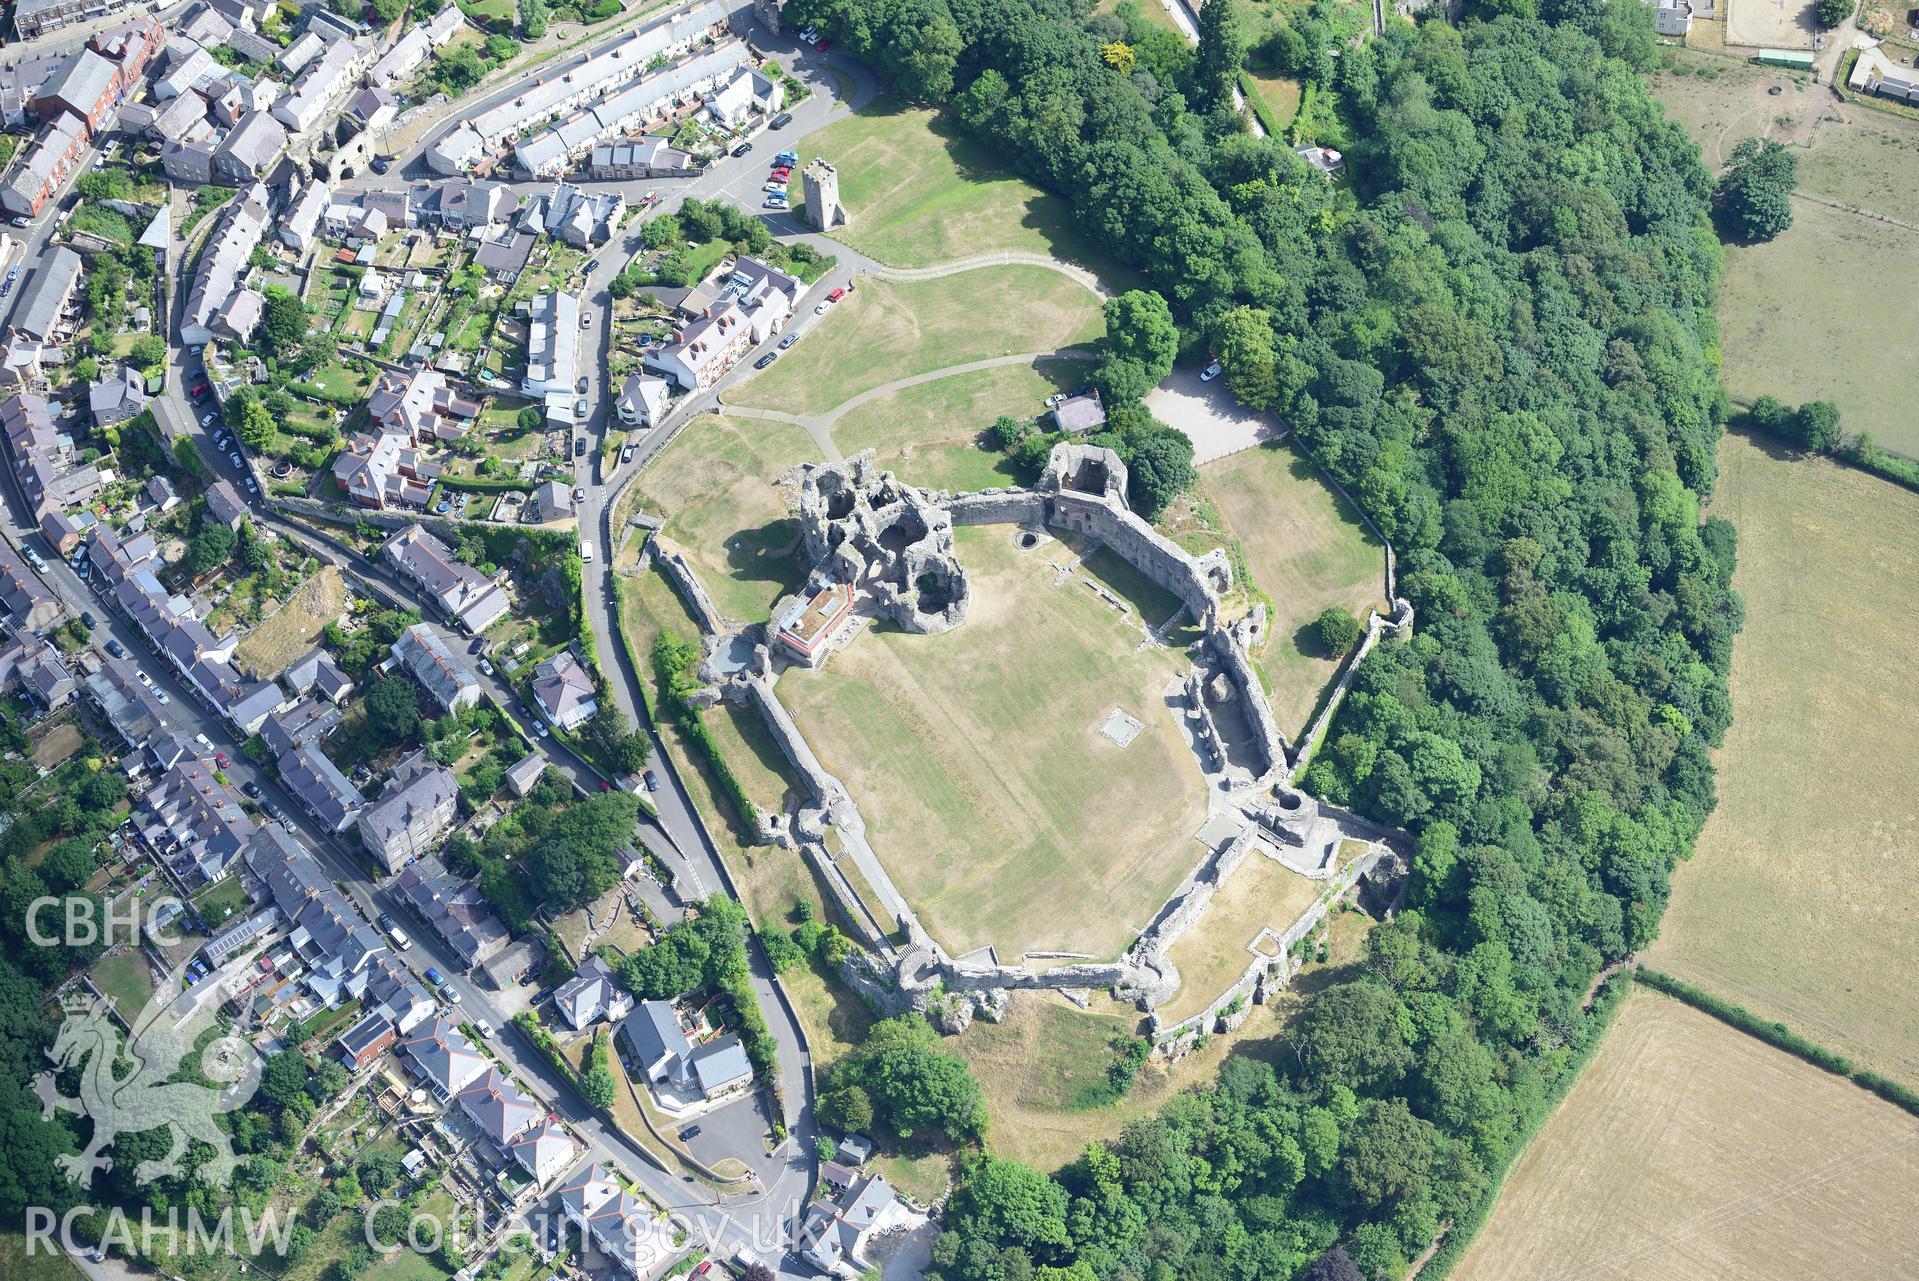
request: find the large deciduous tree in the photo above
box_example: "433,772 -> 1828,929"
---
1716,136 -> 1796,241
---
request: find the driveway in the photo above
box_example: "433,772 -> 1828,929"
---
1145,365 -> 1281,465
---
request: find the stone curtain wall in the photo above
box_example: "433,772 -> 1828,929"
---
653,540 -> 728,635
1047,491 -> 1230,624
945,490 -> 1049,527
1209,629 -> 1285,779
1287,597 -> 1414,778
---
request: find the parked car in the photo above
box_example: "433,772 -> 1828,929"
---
643,770 -> 659,792
389,926 -> 412,950
80,610 -> 96,628
573,486 -> 586,503
576,376 -> 589,393
598,780 -> 611,793
200,413 -> 217,427
575,397 -> 589,418
754,351 -> 777,369
191,383 -> 209,399
763,195 -> 788,209
580,311 -> 592,328
1200,360 -> 1222,381
814,37 -> 831,50
154,689 -> 169,704
620,444 -> 635,464
135,670 -> 152,687
580,541 -> 592,562
779,331 -> 798,349
104,638 -> 125,658
475,1018 -> 494,1038
469,637 -> 487,655
771,112 -> 793,129
798,27 -> 818,41
424,966 -> 444,986
776,150 -> 799,165
244,476 -> 259,495
214,753 -> 229,768
763,182 -> 785,193
731,141 -> 753,158
533,722 -> 549,738
679,1124 -> 703,1141
243,781 -> 261,798
638,192 -> 662,208
370,157 -> 390,175
574,436 -> 586,457
827,286 -> 847,303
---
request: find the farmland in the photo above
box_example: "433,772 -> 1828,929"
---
779,525 -> 1208,962
784,99 -> 1109,269
1651,50 -> 1919,454
1453,988 -> 1919,1281
1645,433 -> 1919,1084
728,266 -> 1106,418
622,415 -> 819,625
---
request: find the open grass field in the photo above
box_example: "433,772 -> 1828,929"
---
1717,200 -> 1919,457
626,416 -> 819,625
1649,52 -> 1919,454
91,947 -> 154,1017
829,359 -> 1081,493
233,564 -> 346,678
1453,988 -> 1919,1281
1179,441 -> 1386,739
780,525 -> 1208,961
729,267 -> 1105,419
0,1236 -> 84,1281
1156,851 -> 1327,1025
1644,433 -> 1919,1083
785,99 -> 1107,269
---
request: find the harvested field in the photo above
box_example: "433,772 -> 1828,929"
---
1645,433 -> 1919,1083
780,525 -> 1208,961
234,565 -> 346,678
1453,988 -> 1919,1281
1185,441 -> 1387,739
785,100 -> 1109,270
830,359 -> 1081,493
1155,851 -> 1327,1025
729,267 -> 1105,418
625,416 -> 819,625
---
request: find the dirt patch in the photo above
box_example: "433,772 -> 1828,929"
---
1725,0 -> 1816,49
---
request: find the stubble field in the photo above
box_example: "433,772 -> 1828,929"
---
1454,988 -> 1919,1281
1644,433 -> 1919,1083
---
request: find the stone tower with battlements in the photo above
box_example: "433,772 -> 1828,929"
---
802,158 -> 846,231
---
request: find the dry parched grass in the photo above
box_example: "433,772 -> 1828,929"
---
1453,988 -> 1919,1281
1156,851 -> 1327,1025
729,267 -> 1105,419
234,564 -> 347,678
1646,434 -> 1919,1083
626,416 -> 820,626
780,525 -> 1209,962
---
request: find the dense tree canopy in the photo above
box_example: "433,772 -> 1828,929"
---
1716,136 -> 1796,241
786,0 -> 1740,1274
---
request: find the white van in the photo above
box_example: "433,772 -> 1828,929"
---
388,926 -> 412,951
580,542 -> 593,562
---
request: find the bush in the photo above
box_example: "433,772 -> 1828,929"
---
1311,606 -> 1362,655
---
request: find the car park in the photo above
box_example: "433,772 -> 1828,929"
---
754,351 -> 777,369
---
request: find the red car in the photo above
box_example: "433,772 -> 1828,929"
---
599,780 -> 611,792
639,192 -> 662,208
814,37 -> 830,50
191,383 -> 209,398
770,168 -> 791,180
214,753 -> 229,768
827,286 -> 847,302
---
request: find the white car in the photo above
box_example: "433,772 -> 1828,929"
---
135,670 -> 153,687
154,690 -> 169,705
815,300 -> 829,314
1200,360 -> 1223,381
799,27 -> 818,41
474,1018 -> 494,1038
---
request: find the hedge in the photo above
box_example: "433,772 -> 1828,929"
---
651,620 -> 760,835
434,471 -> 533,495
1634,967 -> 1919,1121
1420,972 -> 1632,1280
1238,70 -> 1282,138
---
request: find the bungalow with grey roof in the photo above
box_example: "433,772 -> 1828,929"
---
281,647 -> 353,702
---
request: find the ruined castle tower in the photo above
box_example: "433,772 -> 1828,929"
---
802,158 -> 847,231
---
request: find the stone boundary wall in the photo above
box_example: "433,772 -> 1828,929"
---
1289,597 -> 1414,778
1209,629 -> 1285,778
1150,845 -> 1386,1050
1049,493 -> 1226,623
945,490 -> 1048,527
1134,827 -> 1261,962
652,540 -> 727,637
741,677 -> 833,806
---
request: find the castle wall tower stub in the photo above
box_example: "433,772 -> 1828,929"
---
802,158 -> 846,230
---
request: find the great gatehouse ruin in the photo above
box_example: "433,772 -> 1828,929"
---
640,441 -> 1417,1052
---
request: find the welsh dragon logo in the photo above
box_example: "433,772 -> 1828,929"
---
34,954 -> 263,1189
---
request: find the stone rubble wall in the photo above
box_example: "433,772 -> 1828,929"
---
944,490 -> 1048,527
741,677 -> 833,807
1288,596 -> 1414,778
652,540 -> 728,637
1047,491 -> 1229,625
1207,628 -> 1285,780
